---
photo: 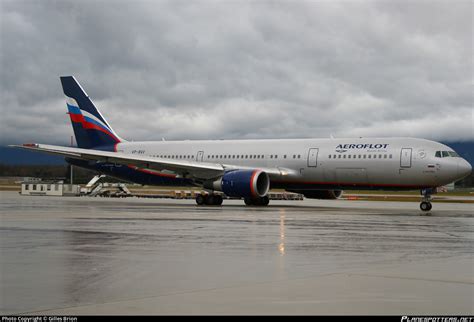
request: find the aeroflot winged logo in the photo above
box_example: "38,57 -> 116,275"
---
335,143 -> 389,153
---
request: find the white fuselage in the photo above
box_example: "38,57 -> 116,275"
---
116,137 -> 471,189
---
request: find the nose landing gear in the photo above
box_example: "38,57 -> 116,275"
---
420,201 -> 432,211
420,188 -> 434,211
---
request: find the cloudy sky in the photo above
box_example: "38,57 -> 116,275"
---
1,0 -> 472,145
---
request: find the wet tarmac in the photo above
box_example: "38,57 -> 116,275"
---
0,191 -> 473,315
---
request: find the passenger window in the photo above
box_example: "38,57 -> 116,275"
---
338,155 -> 341,159
329,155 -> 332,159
358,155 -> 361,159
389,154 -> 392,159
298,155 -> 301,159
343,155 -> 346,159
368,155 -> 371,159
293,155 -> 296,159
270,155 -> 273,159
284,155 -> 287,159
384,154 -> 387,159
348,155 -> 351,159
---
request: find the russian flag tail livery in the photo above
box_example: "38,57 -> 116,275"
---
60,76 -> 124,150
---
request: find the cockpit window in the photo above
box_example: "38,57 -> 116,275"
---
435,150 -> 460,158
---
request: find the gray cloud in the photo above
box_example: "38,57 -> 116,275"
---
1,0 -> 472,145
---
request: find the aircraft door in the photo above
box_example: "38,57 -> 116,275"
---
307,148 -> 319,167
400,148 -> 412,168
196,151 -> 204,162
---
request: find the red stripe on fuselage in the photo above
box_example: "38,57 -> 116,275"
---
271,179 -> 429,189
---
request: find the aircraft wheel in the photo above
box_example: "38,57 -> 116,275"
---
244,197 -> 253,206
214,195 -> 223,206
420,201 -> 432,211
244,197 -> 269,206
196,194 -> 205,205
205,194 -> 215,205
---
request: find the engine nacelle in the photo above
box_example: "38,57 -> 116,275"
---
290,190 -> 343,200
210,169 -> 270,198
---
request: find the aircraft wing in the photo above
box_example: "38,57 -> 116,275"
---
9,144 -> 287,181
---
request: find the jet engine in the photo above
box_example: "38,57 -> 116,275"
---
207,169 -> 270,198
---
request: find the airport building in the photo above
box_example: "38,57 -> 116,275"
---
20,180 -> 80,196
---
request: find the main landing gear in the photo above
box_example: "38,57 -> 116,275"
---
244,196 -> 270,206
420,188 -> 433,211
195,193 -> 223,206
195,194 -> 271,206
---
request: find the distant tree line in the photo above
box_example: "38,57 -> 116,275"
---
0,164 -> 104,184
456,173 -> 474,188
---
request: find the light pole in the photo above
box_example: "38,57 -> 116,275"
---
70,135 -> 73,184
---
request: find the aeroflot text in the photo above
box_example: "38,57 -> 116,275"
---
336,143 -> 389,149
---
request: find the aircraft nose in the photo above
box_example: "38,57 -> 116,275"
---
457,158 -> 472,178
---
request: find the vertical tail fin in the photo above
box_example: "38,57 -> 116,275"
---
60,76 -> 124,150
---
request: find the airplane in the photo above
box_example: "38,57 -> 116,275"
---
11,76 -> 472,211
